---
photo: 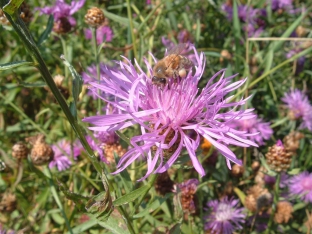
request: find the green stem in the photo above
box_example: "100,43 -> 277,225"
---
117,206 -> 136,234
44,167 -> 73,234
91,27 -> 102,113
265,173 -> 281,233
1,6 -> 103,176
126,0 -> 137,60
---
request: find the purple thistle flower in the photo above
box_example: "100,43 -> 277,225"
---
204,197 -> 246,234
271,0 -> 293,12
229,116 -> 273,145
282,89 -> 312,131
83,45 -> 258,180
49,139 -> 82,171
288,171 -> 312,203
37,0 -> 85,27
84,25 -> 114,45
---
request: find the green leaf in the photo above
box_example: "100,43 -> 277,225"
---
233,187 -> 246,206
288,168 -> 301,175
3,0 -> 24,15
133,194 -> 171,219
98,213 -> 130,234
67,217 -> 98,234
168,224 -> 181,234
0,61 -> 34,71
113,184 -> 150,206
85,191 -> 113,218
103,9 -> 139,27
271,10 -> 309,52
37,15 -> 54,45
58,180 -> 89,211
293,202 -> 307,211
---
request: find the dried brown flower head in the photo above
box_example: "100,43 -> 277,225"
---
53,17 -> 72,34
245,184 -> 271,213
265,140 -> 292,172
283,131 -> 304,153
154,171 -> 174,196
274,201 -> 293,224
26,134 -> 54,165
0,192 -> 17,212
231,164 -> 244,177
85,7 -> 105,27
12,142 -> 29,160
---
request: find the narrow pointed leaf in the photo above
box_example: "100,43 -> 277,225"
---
0,61 -> 34,71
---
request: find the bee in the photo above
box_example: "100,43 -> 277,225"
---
152,43 -> 194,86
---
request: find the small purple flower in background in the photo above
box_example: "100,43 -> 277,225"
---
204,197 -> 246,234
37,0 -> 85,26
83,45 -> 258,180
271,0 -> 293,12
37,0 -> 85,33
288,171 -> 312,203
282,89 -> 312,131
229,116 -> 273,145
84,25 -> 113,45
49,139 -> 82,171
221,3 -> 266,37
0,224 -> 15,234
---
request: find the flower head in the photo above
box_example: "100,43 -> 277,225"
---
173,179 -> 199,215
204,197 -> 246,234
84,25 -> 113,45
37,0 -> 85,29
49,139 -> 82,171
229,116 -> 273,145
289,171 -> 312,203
83,45 -> 258,180
282,89 -> 312,131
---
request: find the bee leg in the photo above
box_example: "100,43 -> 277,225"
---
178,68 -> 187,78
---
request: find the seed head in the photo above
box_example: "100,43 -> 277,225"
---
19,2 -> 33,23
53,17 -> 72,34
103,143 -> 126,164
154,171 -> 174,196
26,134 -> 54,165
274,201 -> 293,224
85,7 -> 105,27
245,184 -> 271,213
0,192 -> 17,212
265,140 -> 293,172
231,164 -> 244,177
12,142 -> 29,160
283,131 -> 304,153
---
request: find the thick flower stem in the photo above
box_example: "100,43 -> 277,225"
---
0,4 -> 104,177
131,173 -> 158,216
265,173 -> 281,233
91,27 -> 102,113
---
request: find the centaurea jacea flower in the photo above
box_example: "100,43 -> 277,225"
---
83,45 -> 258,180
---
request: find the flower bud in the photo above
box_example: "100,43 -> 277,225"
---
85,7 -> 105,27
26,134 -> 54,165
12,142 -> 29,160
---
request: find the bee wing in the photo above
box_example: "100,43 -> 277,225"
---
167,43 -> 188,55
